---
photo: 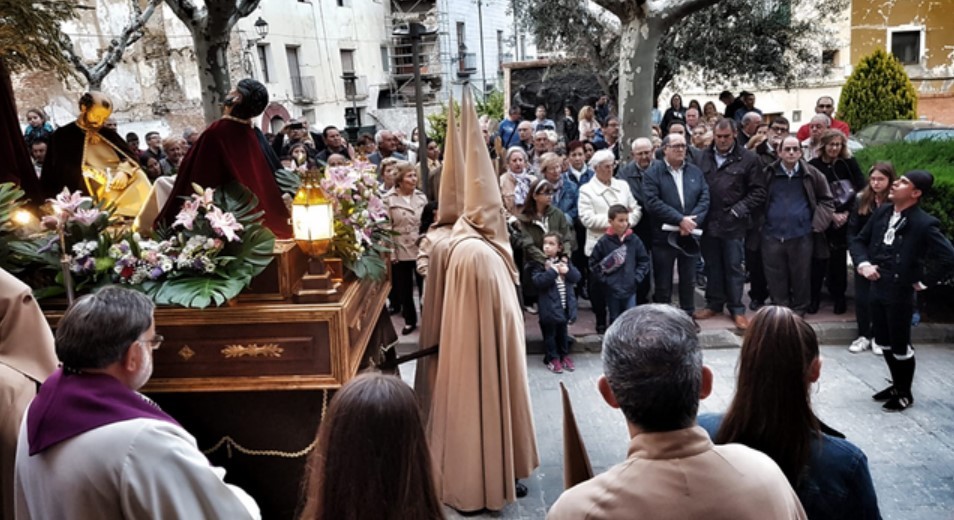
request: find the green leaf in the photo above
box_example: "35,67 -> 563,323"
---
151,276 -> 248,309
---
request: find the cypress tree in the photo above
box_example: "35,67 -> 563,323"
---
839,48 -> 918,132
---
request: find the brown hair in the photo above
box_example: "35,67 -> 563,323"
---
298,373 -> 444,520
813,129 -> 851,160
857,162 -> 897,217
521,178 -> 554,218
715,306 -> 821,485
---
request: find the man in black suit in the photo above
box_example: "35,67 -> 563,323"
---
693,118 -> 766,330
644,133 -> 710,315
850,170 -> 954,412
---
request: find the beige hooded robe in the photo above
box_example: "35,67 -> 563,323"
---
0,269 -> 57,520
427,90 -> 539,512
415,93 -> 466,420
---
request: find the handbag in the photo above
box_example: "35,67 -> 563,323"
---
830,178 -> 856,209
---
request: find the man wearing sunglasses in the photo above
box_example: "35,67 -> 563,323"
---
759,136 -> 835,316
796,96 -> 851,142
15,287 -> 260,519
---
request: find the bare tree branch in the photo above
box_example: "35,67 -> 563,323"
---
61,0 -> 163,89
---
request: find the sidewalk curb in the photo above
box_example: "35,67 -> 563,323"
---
394,322 -> 954,355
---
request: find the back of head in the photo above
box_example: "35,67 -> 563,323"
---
55,286 -> 154,370
231,78 -> 269,119
298,373 -> 443,520
716,305 -> 819,484
602,304 -> 702,432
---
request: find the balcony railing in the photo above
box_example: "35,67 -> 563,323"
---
290,75 -> 317,103
457,51 -> 478,77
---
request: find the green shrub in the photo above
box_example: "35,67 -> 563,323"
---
476,89 -> 505,121
839,49 -> 917,132
855,140 -> 954,239
424,100 -> 461,149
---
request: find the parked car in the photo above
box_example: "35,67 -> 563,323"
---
848,120 -> 949,151
904,127 -> 954,143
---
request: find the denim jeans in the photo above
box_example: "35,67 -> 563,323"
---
701,235 -> 746,316
607,294 -> 636,325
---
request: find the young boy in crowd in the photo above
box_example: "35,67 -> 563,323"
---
528,232 -> 580,374
589,204 -> 651,326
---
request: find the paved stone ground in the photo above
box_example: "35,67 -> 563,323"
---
398,344 -> 954,519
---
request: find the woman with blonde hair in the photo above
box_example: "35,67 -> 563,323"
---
385,161 -> 428,334
807,129 -> 865,314
577,105 -> 601,142
298,373 -> 444,520
699,306 -> 881,519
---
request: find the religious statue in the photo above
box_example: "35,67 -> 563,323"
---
40,92 -> 151,217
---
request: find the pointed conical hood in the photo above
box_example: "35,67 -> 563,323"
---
453,88 -> 518,282
560,381 -> 594,489
436,94 -> 464,225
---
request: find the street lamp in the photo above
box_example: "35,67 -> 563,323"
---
342,71 -> 361,143
245,17 -> 270,49
393,21 -> 438,193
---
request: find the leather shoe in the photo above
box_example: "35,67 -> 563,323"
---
872,384 -> 896,401
882,394 -> 913,412
401,325 -> 417,335
833,297 -> 847,315
693,308 -> 719,320
733,314 -> 749,330
748,300 -> 764,311
515,480 -> 528,498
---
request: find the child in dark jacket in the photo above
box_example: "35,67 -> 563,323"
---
589,204 -> 651,325
527,232 -> 581,374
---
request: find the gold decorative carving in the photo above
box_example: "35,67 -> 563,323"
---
178,346 -> 195,361
221,343 -> 285,359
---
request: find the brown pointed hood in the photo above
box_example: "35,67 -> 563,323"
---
451,88 -> 519,282
436,94 -> 464,225
0,269 -> 57,382
560,381 -> 594,489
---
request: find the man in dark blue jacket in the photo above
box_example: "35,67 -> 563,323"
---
693,119 -> 766,330
850,170 -> 954,412
644,134 -> 710,315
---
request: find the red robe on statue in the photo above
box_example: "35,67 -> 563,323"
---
155,118 -> 292,239
0,59 -> 43,205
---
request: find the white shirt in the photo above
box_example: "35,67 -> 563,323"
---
665,160 -> 686,209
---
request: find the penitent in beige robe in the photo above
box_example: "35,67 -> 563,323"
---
415,92 -> 465,421
0,270 -> 57,520
427,89 -> 539,513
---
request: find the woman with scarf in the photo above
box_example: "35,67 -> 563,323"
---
499,146 -> 536,217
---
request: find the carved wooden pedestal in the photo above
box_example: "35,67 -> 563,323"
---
42,242 -> 396,519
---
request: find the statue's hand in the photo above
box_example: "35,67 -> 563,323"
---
110,170 -> 131,191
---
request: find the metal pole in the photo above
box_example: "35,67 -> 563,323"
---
512,0 -> 519,61
411,24 -> 429,192
478,0 -> 487,100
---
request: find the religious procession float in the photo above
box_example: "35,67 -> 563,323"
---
2,157 -> 396,517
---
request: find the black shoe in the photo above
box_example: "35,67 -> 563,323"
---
807,300 -> 820,314
401,325 -> 417,335
882,394 -> 913,412
595,325 -> 606,335
748,300 -> 764,311
515,480 -> 528,498
872,384 -> 895,401
833,297 -> 847,315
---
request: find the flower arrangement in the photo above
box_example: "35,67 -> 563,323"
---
319,161 -> 392,281
3,182 -> 275,309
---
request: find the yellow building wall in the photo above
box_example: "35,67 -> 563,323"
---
851,0 -> 954,68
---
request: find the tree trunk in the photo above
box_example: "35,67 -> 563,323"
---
194,36 -> 231,125
616,17 -> 662,161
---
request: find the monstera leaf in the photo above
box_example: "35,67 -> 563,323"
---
145,276 -> 248,309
